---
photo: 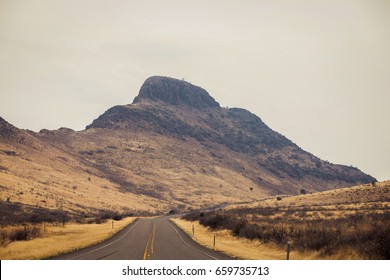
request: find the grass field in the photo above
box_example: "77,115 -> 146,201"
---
0,217 -> 135,259
172,218 -> 316,260
178,181 -> 390,260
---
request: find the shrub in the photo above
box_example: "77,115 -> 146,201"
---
98,210 -> 123,221
112,214 -> 122,221
0,226 -> 43,247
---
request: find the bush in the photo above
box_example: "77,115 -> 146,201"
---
112,214 -> 122,221
0,226 -> 43,246
99,210 -> 122,221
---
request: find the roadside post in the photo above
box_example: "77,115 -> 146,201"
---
287,241 -> 291,260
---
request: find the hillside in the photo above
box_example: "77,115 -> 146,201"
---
0,76 -> 376,219
226,180 -> 390,211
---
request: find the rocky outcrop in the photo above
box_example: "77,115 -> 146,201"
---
0,117 -> 22,141
133,76 -> 220,109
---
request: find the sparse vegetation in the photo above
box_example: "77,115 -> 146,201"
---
0,200 -> 70,226
184,200 -> 390,259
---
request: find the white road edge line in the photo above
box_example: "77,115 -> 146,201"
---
168,222 -> 218,260
68,218 -> 141,260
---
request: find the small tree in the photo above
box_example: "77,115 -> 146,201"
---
300,189 -> 307,195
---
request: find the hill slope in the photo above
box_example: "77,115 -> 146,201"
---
0,76 -> 376,217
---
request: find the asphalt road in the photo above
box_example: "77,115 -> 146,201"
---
50,216 -> 234,260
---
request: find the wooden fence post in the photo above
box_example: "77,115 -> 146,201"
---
286,241 -> 291,260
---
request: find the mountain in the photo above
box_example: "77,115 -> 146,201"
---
0,76 -> 376,218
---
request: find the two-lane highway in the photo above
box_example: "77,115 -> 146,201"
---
50,216 -> 234,260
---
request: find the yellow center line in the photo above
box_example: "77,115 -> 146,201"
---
143,233 -> 152,260
143,222 -> 157,260
151,223 -> 156,254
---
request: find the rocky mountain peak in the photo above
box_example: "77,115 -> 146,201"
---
133,76 -> 220,109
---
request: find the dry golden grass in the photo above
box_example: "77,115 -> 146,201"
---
172,218 -> 317,260
0,128 -> 269,216
0,217 -> 135,260
179,181 -> 389,259
0,139 -> 164,215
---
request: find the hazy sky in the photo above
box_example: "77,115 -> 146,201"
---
0,0 -> 389,181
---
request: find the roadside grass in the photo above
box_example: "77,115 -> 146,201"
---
179,208 -> 389,260
0,217 -> 135,260
194,182 -> 390,260
172,218 -> 316,260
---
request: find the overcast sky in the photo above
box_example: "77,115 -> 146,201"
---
0,0 -> 389,181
